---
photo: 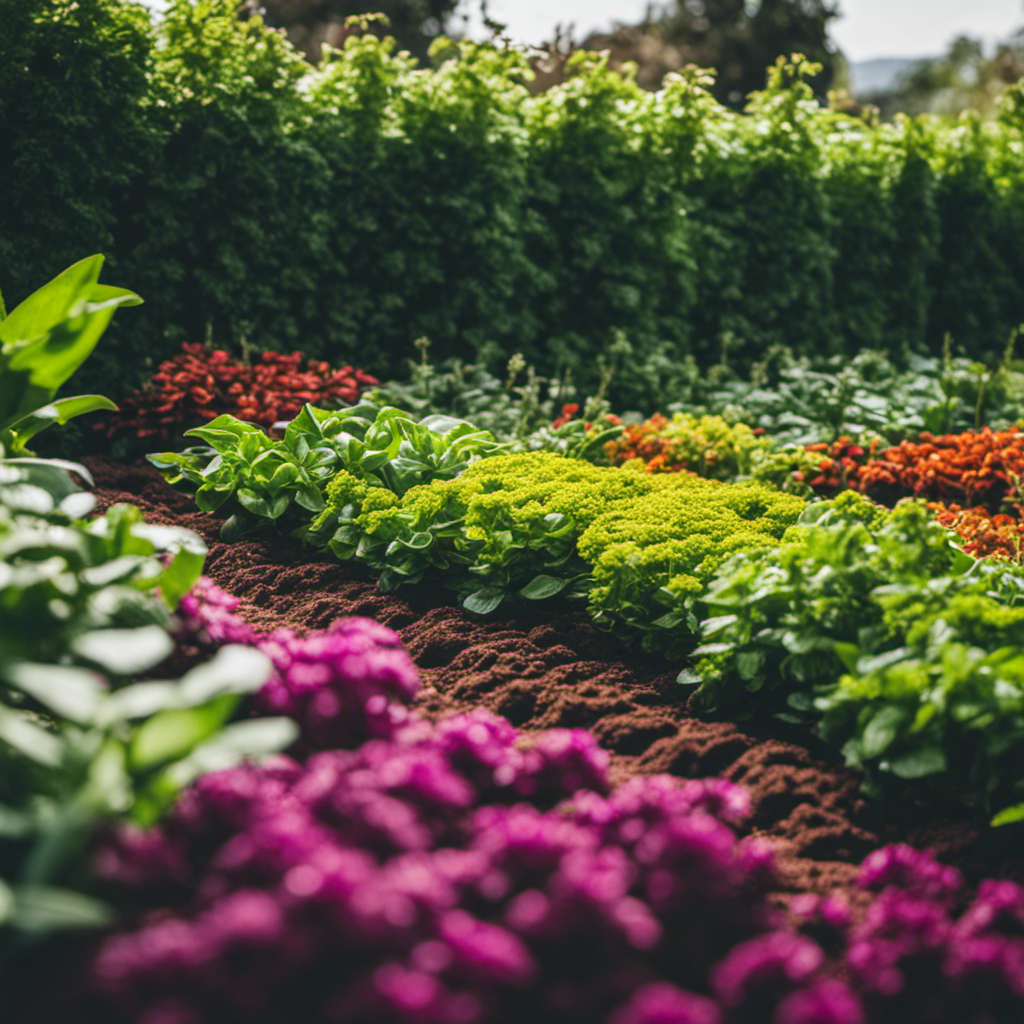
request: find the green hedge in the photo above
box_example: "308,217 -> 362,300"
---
4,0 -> 1024,399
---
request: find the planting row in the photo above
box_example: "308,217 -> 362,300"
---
125,335 -> 1024,826
6,453 -> 1024,1024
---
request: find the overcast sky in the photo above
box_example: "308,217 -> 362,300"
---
141,1 -> 1024,63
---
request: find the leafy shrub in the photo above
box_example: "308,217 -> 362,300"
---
693,493 -> 1024,817
312,452 -> 805,656
103,342 -> 377,443
8,6 -> 1024,398
150,403 -> 505,541
0,462 -> 296,950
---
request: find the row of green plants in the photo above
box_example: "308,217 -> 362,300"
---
7,0 -> 1024,402
144,335 -> 1024,824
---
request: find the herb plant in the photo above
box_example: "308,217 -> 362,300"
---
150,403 -> 506,541
693,492 -> 1024,818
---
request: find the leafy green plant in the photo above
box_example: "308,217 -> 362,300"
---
0,255 -> 139,458
0,461 -> 296,952
692,491 -> 1024,818
310,453 -> 804,654
150,403 -> 506,541
669,344 -> 1024,447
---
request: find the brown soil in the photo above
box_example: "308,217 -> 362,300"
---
84,457 -> 1024,907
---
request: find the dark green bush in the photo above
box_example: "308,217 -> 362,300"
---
4,2 -> 1024,402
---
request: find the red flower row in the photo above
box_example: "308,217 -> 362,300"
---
103,343 -> 378,439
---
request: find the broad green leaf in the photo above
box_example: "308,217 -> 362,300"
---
6,394 -> 118,448
861,705 -> 907,759
0,255 -> 103,346
129,699 -> 235,772
5,662 -> 106,723
159,546 -> 206,608
520,574 -> 569,600
70,625 -> 174,676
888,745 -> 947,779
463,587 -> 504,615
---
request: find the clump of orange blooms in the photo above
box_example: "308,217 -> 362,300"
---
856,427 -> 1024,510
104,343 -> 377,439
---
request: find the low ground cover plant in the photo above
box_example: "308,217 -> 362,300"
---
310,452 -> 804,656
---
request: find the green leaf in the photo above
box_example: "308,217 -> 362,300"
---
0,706 -> 61,766
463,587 -> 504,615
129,699 -> 236,772
676,668 -> 702,686
159,546 -> 206,609
992,802 -> 1024,827
888,745 -> 947,779
178,646 -> 272,705
7,394 -> 118,447
0,255 -> 103,346
519,574 -> 569,600
9,885 -> 112,932
861,705 -> 908,759
70,626 -> 174,676
5,662 -> 106,723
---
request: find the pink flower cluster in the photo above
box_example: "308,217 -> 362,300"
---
65,576 -> 1024,1024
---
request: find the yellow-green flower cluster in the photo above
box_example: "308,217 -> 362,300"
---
315,452 -> 804,655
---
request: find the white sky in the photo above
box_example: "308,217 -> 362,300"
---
140,1 -> 1024,63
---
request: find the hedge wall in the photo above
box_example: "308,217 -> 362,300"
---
3,0 -> 1024,399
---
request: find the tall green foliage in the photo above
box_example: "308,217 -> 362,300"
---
3,6 -> 1024,400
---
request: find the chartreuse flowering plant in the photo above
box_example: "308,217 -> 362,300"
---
310,452 -> 804,654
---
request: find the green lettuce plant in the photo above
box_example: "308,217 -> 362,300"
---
149,403 -> 506,541
692,491 -> 1024,819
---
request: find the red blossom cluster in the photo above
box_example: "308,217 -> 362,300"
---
855,427 -> 1024,510
103,343 -> 378,439
801,437 -> 878,495
929,502 -> 1024,561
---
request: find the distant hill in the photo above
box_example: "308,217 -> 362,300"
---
849,57 -> 923,95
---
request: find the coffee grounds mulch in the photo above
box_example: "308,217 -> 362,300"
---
84,457 -> 1024,908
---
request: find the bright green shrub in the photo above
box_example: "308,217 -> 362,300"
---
312,452 -> 804,654
694,492 -> 1024,817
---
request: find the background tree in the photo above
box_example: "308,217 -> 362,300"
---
241,0 -> 468,64
529,0 -> 841,106
860,29 -> 1024,120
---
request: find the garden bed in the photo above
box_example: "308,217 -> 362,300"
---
86,456 -> 1024,907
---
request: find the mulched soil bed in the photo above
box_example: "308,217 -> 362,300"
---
85,457 -> 1024,910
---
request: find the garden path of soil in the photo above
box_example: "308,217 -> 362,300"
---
85,457 -> 1024,909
